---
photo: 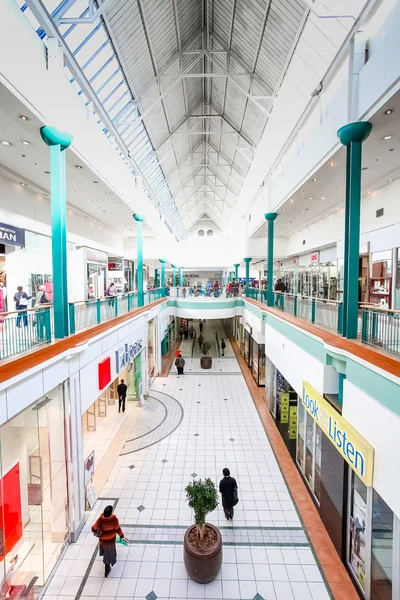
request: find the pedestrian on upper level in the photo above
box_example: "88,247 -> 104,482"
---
199,319 -> 204,333
274,279 -> 286,293
14,286 -> 31,328
92,505 -> 125,577
106,282 -> 117,307
198,333 -> 204,348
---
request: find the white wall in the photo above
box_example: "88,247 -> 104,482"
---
265,321 -> 330,398
342,380 -> 400,519
242,307 -> 265,345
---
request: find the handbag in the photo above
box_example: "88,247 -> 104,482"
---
92,529 -> 103,538
18,296 -> 29,307
233,487 -> 239,506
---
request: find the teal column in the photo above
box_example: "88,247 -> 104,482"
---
133,213 -> 144,307
338,122 -> 372,338
179,267 -> 183,287
40,126 -> 73,339
159,259 -> 167,288
171,264 -> 177,286
265,212 -> 278,307
243,258 -> 252,296
234,263 -> 240,281
154,269 -> 159,288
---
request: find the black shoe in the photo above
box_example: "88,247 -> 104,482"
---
105,565 -> 111,577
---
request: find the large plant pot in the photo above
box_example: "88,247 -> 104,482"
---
183,523 -> 222,583
200,356 -> 212,369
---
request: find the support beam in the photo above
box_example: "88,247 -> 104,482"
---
265,213 -> 278,307
244,257 -> 252,295
40,126 -> 73,339
133,214 -> 145,306
159,259 -> 167,288
338,121 -> 372,338
179,267 -> 183,287
234,263 -> 240,280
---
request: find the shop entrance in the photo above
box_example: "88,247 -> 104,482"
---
87,263 -> 106,299
0,385 -> 69,594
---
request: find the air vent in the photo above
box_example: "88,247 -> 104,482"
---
376,208 -> 384,218
207,230 -> 213,236
198,229 -> 205,236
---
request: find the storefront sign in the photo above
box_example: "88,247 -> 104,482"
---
302,382 -> 374,486
0,222 -> 25,247
292,257 -> 299,265
84,451 -> 95,486
116,340 -> 143,372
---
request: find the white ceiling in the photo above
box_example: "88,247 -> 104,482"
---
0,83 -> 153,237
252,89 -> 400,238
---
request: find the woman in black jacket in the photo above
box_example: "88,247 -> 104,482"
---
219,467 -> 238,520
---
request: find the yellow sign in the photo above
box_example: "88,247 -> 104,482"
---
302,382 -> 374,486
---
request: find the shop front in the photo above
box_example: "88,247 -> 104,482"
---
147,318 -> 156,378
82,340 -> 144,506
0,385 -> 69,595
107,257 -> 134,293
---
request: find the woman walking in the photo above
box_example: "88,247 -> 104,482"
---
92,505 -> 125,577
175,354 -> 185,375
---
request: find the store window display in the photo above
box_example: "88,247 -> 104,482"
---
0,386 -> 69,593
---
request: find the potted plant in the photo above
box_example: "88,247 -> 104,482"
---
200,342 -> 212,369
184,478 -> 222,583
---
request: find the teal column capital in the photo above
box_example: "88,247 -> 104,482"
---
233,263 -> 240,267
40,126 -> 73,151
337,121 -> 372,146
159,259 -> 167,264
243,257 -> 252,263
265,212 -> 278,222
133,213 -> 145,222
171,264 -> 177,268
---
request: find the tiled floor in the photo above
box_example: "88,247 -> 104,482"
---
45,326 -> 333,600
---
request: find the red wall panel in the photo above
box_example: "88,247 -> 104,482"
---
0,462 -> 23,559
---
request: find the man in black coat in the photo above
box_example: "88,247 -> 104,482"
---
219,467 -> 238,520
117,379 -> 128,413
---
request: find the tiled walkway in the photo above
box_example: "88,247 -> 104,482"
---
45,330 -> 333,600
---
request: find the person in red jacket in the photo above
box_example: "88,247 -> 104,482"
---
92,505 -> 125,577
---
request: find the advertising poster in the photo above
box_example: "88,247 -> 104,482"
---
350,490 -> 367,591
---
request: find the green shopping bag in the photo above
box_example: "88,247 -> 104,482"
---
116,535 -> 129,546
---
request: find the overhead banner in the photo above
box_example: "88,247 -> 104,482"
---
302,381 -> 374,486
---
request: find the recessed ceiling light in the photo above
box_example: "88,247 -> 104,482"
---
290,199 -> 294,203
75,165 -> 83,169
42,193 -> 48,197
300,190 -> 305,194
367,190 -> 371,195
385,109 -> 393,115
19,115 -> 28,121
93,180 -> 99,184
361,167 -> 368,171
98,198 -> 104,202
384,135 -> 392,140
300,211 -> 305,214
1,141 -> 11,146
21,182 -> 26,186
44,170 -> 50,174
86,199 -> 91,202
105,192 -> 111,196
22,140 -> 30,146
308,197 -> 313,200
329,162 -> 335,167
312,178 -> 317,182
388,179 -> 393,182
320,196 -> 326,200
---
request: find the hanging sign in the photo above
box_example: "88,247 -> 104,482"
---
302,382 -> 374,486
0,222 -> 25,247
292,257 -> 299,265
311,252 -> 320,264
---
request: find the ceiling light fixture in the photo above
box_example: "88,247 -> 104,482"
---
388,179 -> 393,182
300,190 -> 305,194
19,115 -> 28,121
312,178 -> 317,182
1,141 -> 11,146
384,109 -> 393,115
367,190 -> 371,195
86,199 -> 91,202
320,196 -> 326,200
75,165 -> 83,169
308,197 -> 313,200
21,182 -> 26,186
22,140 -> 30,146
42,193 -> 48,197
290,199 -> 294,203
44,170 -> 50,174
93,180 -> 99,184
329,162 -> 335,167
384,135 -> 392,140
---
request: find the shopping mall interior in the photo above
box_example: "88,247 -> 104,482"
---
0,0 -> 399,599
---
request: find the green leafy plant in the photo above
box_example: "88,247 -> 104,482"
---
201,342 -> 211,356
185,478 -> 218,541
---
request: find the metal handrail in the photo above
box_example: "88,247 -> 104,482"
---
191,330 -> 197,357
0,303 -> 52,318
